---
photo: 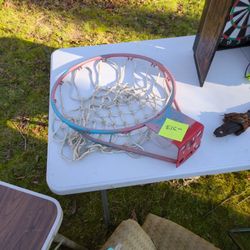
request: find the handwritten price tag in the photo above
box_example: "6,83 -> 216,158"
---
158,118 -> 189,142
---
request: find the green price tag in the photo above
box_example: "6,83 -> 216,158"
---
158,118 -> 189,142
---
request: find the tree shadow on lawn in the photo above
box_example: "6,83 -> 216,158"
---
0,37 -> 55,191
12,0 -> 202,40
0,37 -> 249,250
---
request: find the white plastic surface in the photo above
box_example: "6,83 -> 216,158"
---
47,36 -> 250,195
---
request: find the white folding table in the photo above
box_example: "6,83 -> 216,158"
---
47,35 -> 250,224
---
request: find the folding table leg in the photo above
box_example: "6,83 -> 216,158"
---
54,233 -> 87,250
101,190 -> 110,226
228,228 -> 250,250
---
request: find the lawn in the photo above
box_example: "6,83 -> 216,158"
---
0,0 -> 249,249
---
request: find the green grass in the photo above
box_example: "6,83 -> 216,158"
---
0,0 -> 249,249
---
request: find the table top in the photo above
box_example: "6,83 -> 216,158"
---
0,181 -> 62,250
47,35 -> 250,195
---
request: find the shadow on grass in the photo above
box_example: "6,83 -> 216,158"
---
10,0 -> 202,40
0,37 -> 249,250
0,37 -> 55,193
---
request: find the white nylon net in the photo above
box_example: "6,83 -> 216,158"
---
52,56 -> 176,161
